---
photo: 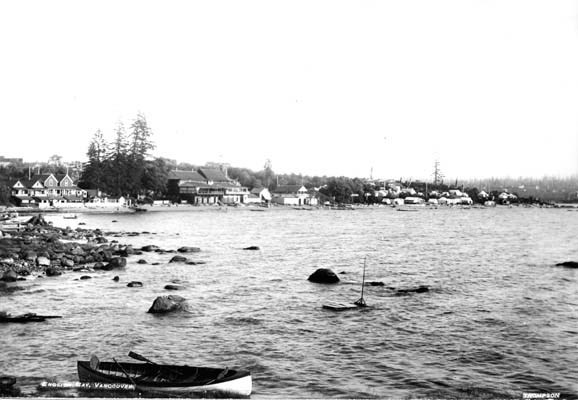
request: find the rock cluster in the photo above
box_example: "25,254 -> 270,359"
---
0,215 -> 130,280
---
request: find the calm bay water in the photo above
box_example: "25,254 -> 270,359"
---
1,206 -> 577,398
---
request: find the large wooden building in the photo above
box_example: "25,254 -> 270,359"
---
167,168 -> 249,205
11,173 -> 87,207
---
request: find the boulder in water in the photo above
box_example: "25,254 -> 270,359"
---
1,270 -> 18,282
46,267 -> 62,277
164,284 -> 185,291
395,285 -> 430,295
102,257 -> 127,270
243,246 -> 260,251
308,268 -> 340,284
169,255 -> 188,263
177,246 -> 201,253
141,245 -> 160,252
147,295 -> 189,314
127,281 -> 143,288
185,260 -> 206,265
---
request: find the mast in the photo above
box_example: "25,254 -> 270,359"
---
354,256 -> 368,307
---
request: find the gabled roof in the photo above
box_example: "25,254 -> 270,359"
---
198,168 -> 229,182
30,174 -> 54,183
17,178 -> 45,188
168,170 -> 206,181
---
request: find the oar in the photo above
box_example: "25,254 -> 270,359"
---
128,351 -> 183,376
112,358 -> 139,389
354,256 -> 368,307
128,351 -> 155,365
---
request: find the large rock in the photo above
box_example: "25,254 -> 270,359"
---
177,246 -> 201,253
164,284 -> 185,291
36,257 -> 51,267
46,267 -> 62,277
307,268 -> 340,284
118,246 -> 135,257
555,261 -> 578,268
100,257 -> 127,270
141,245 -> 160,252
169,255 -> 188,263
147,295 -> 189,314
23,251 -> 37,262
1,270 -> 18,282
70,246 -> 85,256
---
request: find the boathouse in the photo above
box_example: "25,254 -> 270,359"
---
167,168 -> 249,205
271,185 -> 317,206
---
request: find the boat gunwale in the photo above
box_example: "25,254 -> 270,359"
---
77,360 -> 250,388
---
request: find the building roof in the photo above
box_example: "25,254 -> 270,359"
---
30,174 -> 54,183
18,179 -> 44,188
198,167 -> 229,182
274,185 -> 306,194
179,181 -> 213,189
250,187 -> 267,195
168,170 -> 206,181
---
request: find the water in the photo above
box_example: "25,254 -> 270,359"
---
1,207 -> 577,398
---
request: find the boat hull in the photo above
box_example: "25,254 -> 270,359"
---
77,361 -> 251,397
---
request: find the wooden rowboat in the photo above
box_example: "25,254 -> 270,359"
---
77,359 -> 252,397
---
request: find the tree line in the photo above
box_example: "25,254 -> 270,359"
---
1,113 -> 577,205
79,114 -> 173,197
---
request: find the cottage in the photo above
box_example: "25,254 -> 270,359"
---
245,187 -> 272,204
272,185 -> 317,206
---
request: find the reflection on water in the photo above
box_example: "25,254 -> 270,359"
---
1,207 -> 577,398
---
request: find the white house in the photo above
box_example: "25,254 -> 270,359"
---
246,187 -> 272,204
272,185 -> 317,206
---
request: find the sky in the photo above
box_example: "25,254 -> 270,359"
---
1,0 -> 577,181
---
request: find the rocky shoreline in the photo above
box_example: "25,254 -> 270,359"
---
0,214 -> 138,282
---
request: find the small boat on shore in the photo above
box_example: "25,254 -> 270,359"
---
77,354 -> 252,397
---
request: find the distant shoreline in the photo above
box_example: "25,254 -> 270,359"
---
2,201 -> 575,217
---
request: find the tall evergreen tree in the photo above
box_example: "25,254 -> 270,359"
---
105,122 -> 130,196
80,129 -> 107,190
128,113 -> 155,196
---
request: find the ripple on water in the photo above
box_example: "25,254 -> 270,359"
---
2,208 -> 578,398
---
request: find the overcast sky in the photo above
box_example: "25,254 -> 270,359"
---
1,0 -> 577,181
